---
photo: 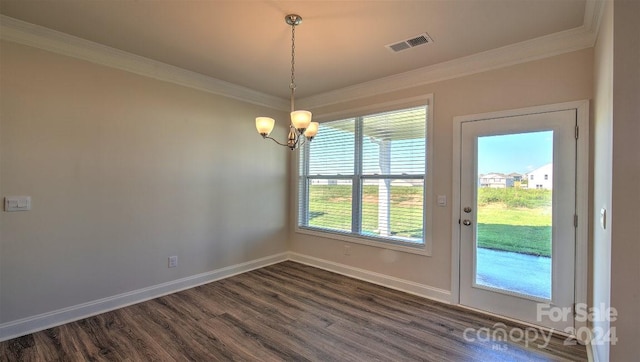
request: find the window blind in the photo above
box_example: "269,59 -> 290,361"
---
299,105 -> 427,245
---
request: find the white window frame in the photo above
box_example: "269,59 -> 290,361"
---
295,95 -> 434,256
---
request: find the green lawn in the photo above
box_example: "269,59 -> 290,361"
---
308,184 -> 423,239
477,197 -> 552,257
477,223 -> 551,257
307,185 -> 552,255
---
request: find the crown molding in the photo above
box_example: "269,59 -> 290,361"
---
0,15 -> 288,111
298,0 -> 604,110
583,0 -> 606,35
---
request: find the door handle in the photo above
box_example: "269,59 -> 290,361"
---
462,219 -> 472,226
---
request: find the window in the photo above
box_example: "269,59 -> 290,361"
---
298,105 -> 428,248
544,174 -> 548,180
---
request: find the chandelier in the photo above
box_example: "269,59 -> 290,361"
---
255,14 -> 318,150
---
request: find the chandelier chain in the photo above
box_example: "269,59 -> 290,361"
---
290,22 -> 296,112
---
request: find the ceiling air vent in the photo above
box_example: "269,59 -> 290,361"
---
386,32 -> 433,53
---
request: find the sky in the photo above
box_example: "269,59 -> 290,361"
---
477,131 -> 553,175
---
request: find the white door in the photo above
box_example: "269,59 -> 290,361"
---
459,109 -> 577,330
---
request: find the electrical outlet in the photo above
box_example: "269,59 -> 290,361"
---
344,245 -> 351,256
168,256 -> 178,268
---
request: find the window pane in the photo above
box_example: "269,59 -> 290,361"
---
308,181 -> 352,233
299,103 -> 428,247
361,179 -> 423,243
309,119 -> 355,176
362,107 -> 426,176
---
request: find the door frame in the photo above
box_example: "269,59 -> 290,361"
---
451,100 -> 589,337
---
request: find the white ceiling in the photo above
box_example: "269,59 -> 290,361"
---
0,0 -> 589,101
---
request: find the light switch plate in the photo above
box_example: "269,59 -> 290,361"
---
4,196 -> 31,212
437,195 -> 447,207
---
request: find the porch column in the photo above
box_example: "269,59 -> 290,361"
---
378,140 -> 391,236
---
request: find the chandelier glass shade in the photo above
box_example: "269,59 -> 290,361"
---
255,14 -> 318,150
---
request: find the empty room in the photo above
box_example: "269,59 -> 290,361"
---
0,1 -> 638,361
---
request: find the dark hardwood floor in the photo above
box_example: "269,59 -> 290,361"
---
1,261 -> 587,361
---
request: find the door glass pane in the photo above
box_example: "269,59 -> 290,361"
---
475,131 -> 553,299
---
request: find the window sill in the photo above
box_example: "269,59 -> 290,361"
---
295,226 -> 432,256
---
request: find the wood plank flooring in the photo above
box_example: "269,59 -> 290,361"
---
1,261 -> 587,361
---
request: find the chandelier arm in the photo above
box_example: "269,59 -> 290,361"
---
263,135 -> 292,147
263,129 -> 306,150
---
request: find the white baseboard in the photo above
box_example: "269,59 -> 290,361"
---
0,252 -> 288,342
287,252 -> 452,304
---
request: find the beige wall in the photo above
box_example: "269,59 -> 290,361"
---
610,0 -> 640,360
0,40 -> 289,324
592,1 -> 613,360
290,49 -> 593,291
592,1 -> 640,360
